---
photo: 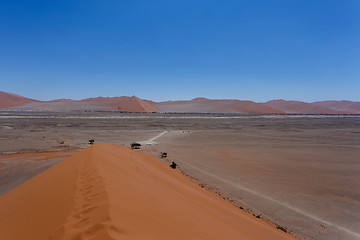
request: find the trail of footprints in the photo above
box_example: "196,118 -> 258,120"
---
61,157 -> 123,240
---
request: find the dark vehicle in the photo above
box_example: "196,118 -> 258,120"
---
161,152 -> 167,158
88,139 -> 94,145
130,142 -> 141,149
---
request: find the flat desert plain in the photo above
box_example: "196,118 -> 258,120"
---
0,112 -> 359,240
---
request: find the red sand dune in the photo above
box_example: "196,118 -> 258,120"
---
0,91 -> 39,108
265,99 -> 345,114
313,100 -> 360,114
158,97 -> 284,114
0,144 -> 296,240
81,96 -> 159,112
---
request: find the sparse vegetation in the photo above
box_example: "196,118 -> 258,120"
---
170,162 -> 177,169
276,225 -> 287,233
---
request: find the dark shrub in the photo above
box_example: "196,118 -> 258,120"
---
170,162 -> 177,169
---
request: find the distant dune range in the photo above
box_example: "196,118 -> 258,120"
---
1,91 -> 359,114
0,143 -> 296,240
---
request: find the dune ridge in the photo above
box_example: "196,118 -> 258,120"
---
60,147 -> 121,240
0,143 -> 296,240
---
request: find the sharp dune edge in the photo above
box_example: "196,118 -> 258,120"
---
0,143 -> 296,240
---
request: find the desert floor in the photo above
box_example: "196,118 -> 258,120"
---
0,111 -> 359,240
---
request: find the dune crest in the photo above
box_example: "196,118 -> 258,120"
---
59,147 -> 121,240
0,144 -> 297,240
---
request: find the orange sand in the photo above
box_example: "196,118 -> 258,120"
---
0,143 -> 297,240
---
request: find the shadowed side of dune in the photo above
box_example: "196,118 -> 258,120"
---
0,144 -> 296,240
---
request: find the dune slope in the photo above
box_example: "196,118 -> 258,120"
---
81,96 -> 159,112
158,98 -> 284,113
0,144 -> 296,240
313,100 -> 360,114
0,91 -> 39,108
265,99 -> 344,114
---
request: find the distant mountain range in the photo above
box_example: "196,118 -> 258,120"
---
1,91 -> 359,114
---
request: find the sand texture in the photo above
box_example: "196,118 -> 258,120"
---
0,143 -> 296,240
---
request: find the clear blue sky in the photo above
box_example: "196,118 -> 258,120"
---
1,0 -> 359,102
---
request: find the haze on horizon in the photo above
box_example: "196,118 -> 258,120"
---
0,0 -> 359,102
